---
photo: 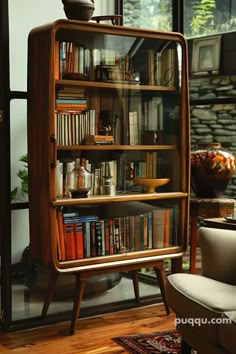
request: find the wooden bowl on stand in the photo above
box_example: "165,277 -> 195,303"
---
133,178 -> 170,193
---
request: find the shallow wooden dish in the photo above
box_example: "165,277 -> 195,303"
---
134,178 -> 170,193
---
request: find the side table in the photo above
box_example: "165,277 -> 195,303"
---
190,197 -> 235,274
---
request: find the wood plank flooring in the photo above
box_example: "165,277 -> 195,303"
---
0,304 -> 176,354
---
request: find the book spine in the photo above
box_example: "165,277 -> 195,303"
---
108,219 -> 114,255
56,103 -> 87,110
128,215 -> 135,251
147,211 -> 153,249
56,99 -> 87,104
139,214 -> 145,250
83,221 -> 91,258
104,219 -> 110,255
54,41 -> 60,80
134,215 -> 141,251
152,209 -> 165,249
116,153 -> 126,192
119,216 -> 126,252
63,218 -> 76,260
95,220 -> 103,256
90,221 -> 96,257
77,215 -> 98,223
100,219 -> 105,256
164,209 -> 171,248
59,41 -> 66,79
124,216 -> 130,251
114,218 -> 120,254
73,220 -> 84,259
143,213 -> 148,249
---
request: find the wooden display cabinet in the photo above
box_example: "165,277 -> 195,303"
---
27,19 -> 190,334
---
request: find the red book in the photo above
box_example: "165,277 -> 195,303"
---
104,219 -> 110,255
63,218 -> 76,260
73,220 -> 84,259
108,219 -> 114,255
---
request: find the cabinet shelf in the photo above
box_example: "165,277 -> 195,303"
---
57,144 -> 176,151
55,248 -> 183,271
56,79 -> 178,92
52,192 -> 188,207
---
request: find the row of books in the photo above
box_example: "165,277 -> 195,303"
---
131,44 -> 178,87
56,208 -> 177,261
54,40 -> 178,88
54,106 -> 151,147
55,109 -> 96,146
55,41 -> 130,81
55,41 -> 90,80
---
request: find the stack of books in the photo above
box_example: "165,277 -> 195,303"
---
84,134 -> 114,145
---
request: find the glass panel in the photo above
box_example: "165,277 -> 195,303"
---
122,0 -> 173,30
12,270 -> 161,321
55,200 -> 181,264
185,0 -> 236,38
52,29 -> 184,262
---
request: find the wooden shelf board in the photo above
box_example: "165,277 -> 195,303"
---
54,250 -> 184,272
52,192 -> 188,207
56,79 -> 177,92
57,144 -> 176,151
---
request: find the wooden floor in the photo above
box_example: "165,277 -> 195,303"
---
0,304 -> 176,354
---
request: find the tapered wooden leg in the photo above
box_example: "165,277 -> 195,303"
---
132,270 -> 140,303
171,257 -> 183,273
154,263 -> 170,315
70,274 -> 86,335
41,270 -> 58,319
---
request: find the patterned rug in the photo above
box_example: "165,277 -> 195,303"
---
112,329 -> 182,353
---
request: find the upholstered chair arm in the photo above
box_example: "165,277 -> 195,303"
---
198,227 -> 236,285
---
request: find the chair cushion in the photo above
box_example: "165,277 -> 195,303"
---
219,311 -> 236,353
166,273 -> 236,344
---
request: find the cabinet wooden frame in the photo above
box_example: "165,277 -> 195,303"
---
27,19 -> 190,333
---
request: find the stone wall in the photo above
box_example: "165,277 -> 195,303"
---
190,75 -> 236,197
122,0 -> 171,30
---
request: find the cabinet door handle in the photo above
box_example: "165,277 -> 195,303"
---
50,135 -> 56,168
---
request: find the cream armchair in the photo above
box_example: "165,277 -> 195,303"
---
166,227 -> 236,354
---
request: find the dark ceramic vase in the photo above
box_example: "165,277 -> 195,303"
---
62,0 -> 95,21
191,143 -> 235,198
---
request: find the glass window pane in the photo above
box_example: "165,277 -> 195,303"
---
123,0 -> 173,30
185,0 -> 236,38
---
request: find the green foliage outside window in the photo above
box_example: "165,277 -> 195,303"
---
11,154 -> 28,201
190,0 -> 216,35
123,0 -> 172,31
186,0 -> 236,38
